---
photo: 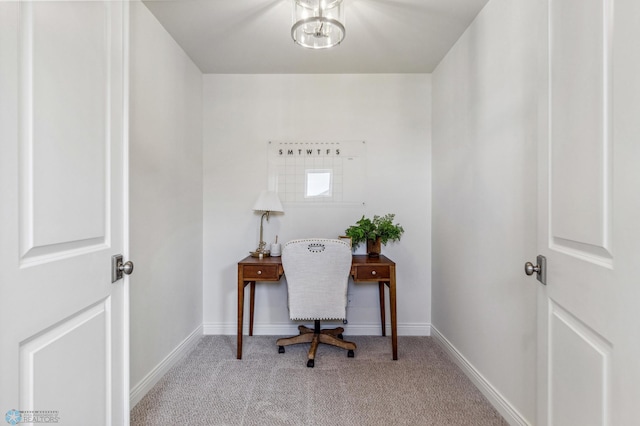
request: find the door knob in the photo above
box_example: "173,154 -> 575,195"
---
111,254 -> 134,283
524,262 -> 540,275
119,260 -> 134,275
524,255 -> 546,285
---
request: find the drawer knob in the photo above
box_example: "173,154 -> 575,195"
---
371,271 -> 377,275
257,270 -> 262,275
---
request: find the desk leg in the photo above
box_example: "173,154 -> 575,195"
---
389,269 -> 398,360
237,278 -> 245,359
378,282 -> 386,337
249,281 -> 256,336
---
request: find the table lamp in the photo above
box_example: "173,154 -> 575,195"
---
250,190 -> 284,258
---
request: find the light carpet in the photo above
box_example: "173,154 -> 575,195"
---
131,335 -> 507,425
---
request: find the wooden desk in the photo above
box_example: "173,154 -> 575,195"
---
236,254 -> 397,360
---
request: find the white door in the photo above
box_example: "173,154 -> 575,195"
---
536,0 -> 640,424
0,2 -> 130,425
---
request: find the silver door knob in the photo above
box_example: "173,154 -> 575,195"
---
119,261 -> 134,275
524,261 -> 540,276
112,254 -> 134,282
524,255 -> 547,285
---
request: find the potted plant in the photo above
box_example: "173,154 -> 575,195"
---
344,214 -> 405,257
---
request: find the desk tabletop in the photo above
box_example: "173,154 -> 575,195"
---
238,254 -> 395,266
238,255 -> 284,266
351,254 -> 395,266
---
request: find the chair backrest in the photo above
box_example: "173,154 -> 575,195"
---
282,238 -> 352,321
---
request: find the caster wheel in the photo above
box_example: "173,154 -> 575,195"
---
337,333 -> 344,340
347,350 -> 355,358
278,346 -> 285,354
307,359 -> 315,368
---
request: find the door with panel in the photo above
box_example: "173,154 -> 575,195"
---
0,2 -> 130,425
535,0 -> 640,424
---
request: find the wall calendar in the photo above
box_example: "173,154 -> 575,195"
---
267,141 -> 366,205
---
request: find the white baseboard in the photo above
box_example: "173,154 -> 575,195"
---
430,326 -> 530,426
129,325 -> 203,408
203,322 -> 430,336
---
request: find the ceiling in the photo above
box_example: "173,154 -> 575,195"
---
143,0 -> 489,74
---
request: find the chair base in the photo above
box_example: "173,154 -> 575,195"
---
276,321 -> 356,367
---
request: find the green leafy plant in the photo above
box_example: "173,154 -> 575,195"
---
344,214 -> 405,249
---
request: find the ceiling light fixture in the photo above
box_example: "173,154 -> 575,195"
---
291,0 -> 345,49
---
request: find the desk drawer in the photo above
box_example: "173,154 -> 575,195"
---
354,265 -> 391,280
242,265 -> 279,280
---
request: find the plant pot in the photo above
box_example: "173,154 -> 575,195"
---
367,237 -> 381,257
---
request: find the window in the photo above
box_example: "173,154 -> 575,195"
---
305,169 -> 332,198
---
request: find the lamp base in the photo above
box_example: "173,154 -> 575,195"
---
250,250 -> 271,258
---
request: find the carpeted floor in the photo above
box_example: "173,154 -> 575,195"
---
131,335 -> 507,426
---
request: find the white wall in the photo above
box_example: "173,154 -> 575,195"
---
202,74 -> 431,336
129,1 -> 203,400
432,0 -> 538,423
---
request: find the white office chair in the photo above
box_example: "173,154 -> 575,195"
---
277,238 -> 356,367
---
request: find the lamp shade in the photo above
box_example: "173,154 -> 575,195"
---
253,190 -> 284,212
